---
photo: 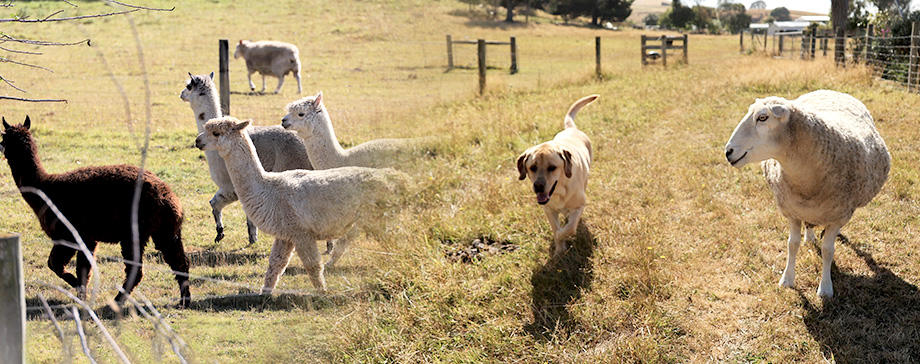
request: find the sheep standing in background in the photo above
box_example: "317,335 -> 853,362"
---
181,72 -> 313,245
724,90 -> 890,298
195,117 -> 406,293
0,116 -> 192,307
281,92 -> 417,169
234,40 -> 302,94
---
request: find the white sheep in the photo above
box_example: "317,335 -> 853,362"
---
195,116 -> 405,293
280,92 -> 416,169
234,40 -> 302,94
724,89 -> 890,298
181,72 -> 313,245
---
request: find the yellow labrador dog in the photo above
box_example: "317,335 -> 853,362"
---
517,94 -> 598,257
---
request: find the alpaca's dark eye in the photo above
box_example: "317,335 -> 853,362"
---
212,132 -> 218,137
298,113 -> 305,117
547,165 -> 556,172
186,84 -> 192,90
529,165 -> 537,172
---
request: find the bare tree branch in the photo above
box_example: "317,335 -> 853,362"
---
61,0 -> 78,7
0,76 -> 25,92
0,55 -> 53,71
107,0 -> 174,12
0,95 -> 67,102
0,34 -> 90,47
0,45 -> 42,54
71,306 -> 98,364
0,8 -> 140,23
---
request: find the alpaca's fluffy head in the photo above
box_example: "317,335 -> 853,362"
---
195,116 -> 250,152
724,96 -> 794,168
1,115 -> 33,158
180,72 -> 216,106
281,91 -> 326,137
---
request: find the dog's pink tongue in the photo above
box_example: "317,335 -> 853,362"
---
537,193 -> 549,204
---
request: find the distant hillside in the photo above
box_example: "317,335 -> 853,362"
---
628,0 -> 824,24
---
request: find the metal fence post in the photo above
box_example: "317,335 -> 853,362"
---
910,22 -> 918,92
0,234 -> 25,364
218,39 -> 230,116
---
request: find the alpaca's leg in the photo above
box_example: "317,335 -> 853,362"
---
155,232 -> 192,307
47,244 -> 79,288
325,228 -> 358,270
780,219 -> 802,288
210,190 -> 236,243
261,238 -> 295,295
115,240 -> 144,303
293,237 -> 326,292
260,74 -> 266,93
74,241 -> 98,291
247,69 -> 256,91
817,225 -> 842,298
273,74 -> 285,94
246,218 -> 259,246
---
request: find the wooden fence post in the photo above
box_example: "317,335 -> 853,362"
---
835,27 -> 845,67
800,33 -> 806,60
810,32 -> 816,59
739,31 -> 743,52
864,24 -> 872,65
750,30 -> 755,51
763,31 -> 767,50
683,34 -> 688,64
641,35 -> 647,65
446,35 -> 454,71
509,36 -> 517,74
218,39 -> 230,116
778,35 -> 784,56
910,22 -> 918,92
660,35 -> 667,67
595,36 -> 601,77
477,39 -> 486,95
0,234 -> 25,364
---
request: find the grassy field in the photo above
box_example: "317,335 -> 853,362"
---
3,0 -> 920,362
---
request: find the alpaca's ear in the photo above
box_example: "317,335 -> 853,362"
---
314,91 -> 324,111
517,153 -> 528,180
2,117 -> 9,130
232,120 -> 251,131
239,40 -> 243,45
23,115 -> 31,130
188,72 -> 193,79
209,72 -> 214,80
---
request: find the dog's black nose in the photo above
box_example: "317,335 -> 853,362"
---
533,181 -> 545,193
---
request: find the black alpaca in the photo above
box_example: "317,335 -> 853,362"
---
0,116 -> 191,307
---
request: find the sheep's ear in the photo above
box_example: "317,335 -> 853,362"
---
314,91 -> 324,111
188,72 -> 193,79
561,150 -> 573,178
23,115 -> 31,130
232,120 -> 251,131
770,104 -> 790,121
516,153 -> 528,180
209,72 -> 214,80
238,40 -> 243,45
2,117 -> 9,130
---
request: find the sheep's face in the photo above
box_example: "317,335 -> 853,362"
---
281,92 -> 325,137
181,73 -> 215,106
517,145 -> 572,205
724,97 -> 790,168
233,40 -> 248,59
195,117 -> 249,153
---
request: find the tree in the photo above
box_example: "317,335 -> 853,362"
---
770,6 -> 791,21
546,0 -> 633,26
691,5 -> 716,31
750,0 -> 767,10
644,13 -> 659,26
832,0 -> 847,64
717,1 -> 749,33
0,1 -> 173,103
659,0 -> 693,29
847,0 -> 871,30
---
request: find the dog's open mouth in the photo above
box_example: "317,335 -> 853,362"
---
536,181 -> 557,205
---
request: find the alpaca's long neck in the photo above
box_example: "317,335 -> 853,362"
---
194,91 -> 223,134
7,138 -> 48,188
217,132 -> 267,199
302,109 -> 348,168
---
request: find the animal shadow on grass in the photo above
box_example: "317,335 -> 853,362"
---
189,292 -> 349,312
98,249 -> 266,268
800,234 -> 920,363
526,220 -> 596,338
229,90 -> 271,97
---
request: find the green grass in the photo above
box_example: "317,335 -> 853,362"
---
3,0 -> 920,362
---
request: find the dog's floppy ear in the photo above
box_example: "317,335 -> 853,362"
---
516,153 -> 528,180
561,150 -> 573,178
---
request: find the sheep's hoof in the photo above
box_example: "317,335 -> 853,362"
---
214,231 -> 225,243
778,274 -> 795,289
817,282 -> 834,298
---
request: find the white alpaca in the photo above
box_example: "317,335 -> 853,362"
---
725,90 -> 890,298
281,92 -> 417,169
181,72 -> 312,245
195,116 -> 405,293
234,40 -> 302,94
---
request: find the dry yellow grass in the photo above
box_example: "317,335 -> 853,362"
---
2,1 -> 920,363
